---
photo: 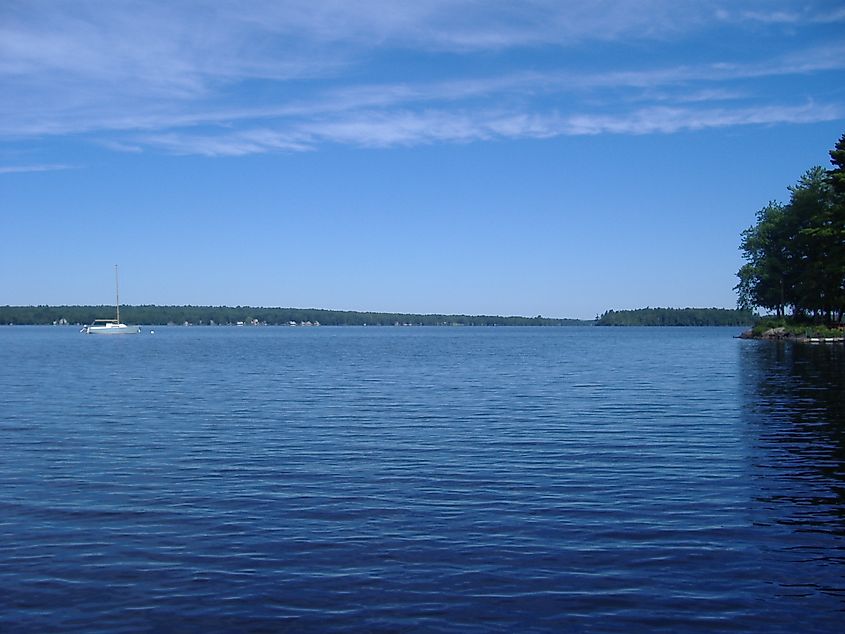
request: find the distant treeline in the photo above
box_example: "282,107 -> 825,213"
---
596,307 -> 753,326
0,305 -> 589,327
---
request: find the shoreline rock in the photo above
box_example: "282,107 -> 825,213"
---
738,326 -> 844,343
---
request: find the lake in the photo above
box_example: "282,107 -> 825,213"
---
1,326 -> 843,632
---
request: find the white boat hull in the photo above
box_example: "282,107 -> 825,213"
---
83,323 -> 140,335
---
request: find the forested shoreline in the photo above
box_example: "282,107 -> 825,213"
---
0,305 -> 589,327
2,305 -> 755,327
596,308 -> 753,326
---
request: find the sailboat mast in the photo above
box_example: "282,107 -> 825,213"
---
115,264 -> 120,324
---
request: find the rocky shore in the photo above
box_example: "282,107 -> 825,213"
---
738,326 -> 845,343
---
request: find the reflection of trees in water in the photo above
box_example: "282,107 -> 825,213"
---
739,341 -> 845,610
739,339 -> 845,529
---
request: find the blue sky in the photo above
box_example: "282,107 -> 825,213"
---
2,1 -> 844,319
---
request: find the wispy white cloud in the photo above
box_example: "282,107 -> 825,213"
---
732,7 -> 845,25
4,41 -> 842,141
556,102 -> 842,136
131,100 -> 842,157
141,129 -> 312,156
1,0 -> 843,155
0,163 -> 77,174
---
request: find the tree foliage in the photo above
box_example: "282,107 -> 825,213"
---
736,133 -> 845,324
596,307 -> 752,327
0,305 -> 590,327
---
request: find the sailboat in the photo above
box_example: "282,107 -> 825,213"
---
81,265 -> 141,335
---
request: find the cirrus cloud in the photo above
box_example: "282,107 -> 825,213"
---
0,0 -> 843,157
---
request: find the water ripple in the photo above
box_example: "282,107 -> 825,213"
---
1,327 -> 844,632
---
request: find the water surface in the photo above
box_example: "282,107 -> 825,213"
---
1,326 -> 843,631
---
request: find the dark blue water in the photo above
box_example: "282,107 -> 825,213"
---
1,326 -> 844,632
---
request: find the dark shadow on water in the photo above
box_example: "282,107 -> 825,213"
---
740,340 -> 845,513
738,341 -> 845,609
740,341 -> 845,482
